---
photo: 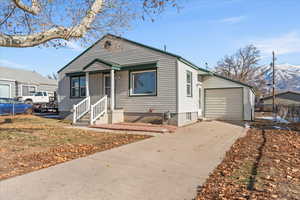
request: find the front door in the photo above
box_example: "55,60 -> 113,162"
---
103,74 -> 111,108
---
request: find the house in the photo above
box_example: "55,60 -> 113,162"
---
57,34 -> 255,126
0,66 -> 57,98
261,91 -> 300,106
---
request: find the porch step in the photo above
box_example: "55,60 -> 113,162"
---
74,112 -> 90,126
81,113 -> 91,120
74,120 -> 90,127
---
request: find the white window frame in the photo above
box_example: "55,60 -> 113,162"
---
130,69 -> 157,96
186,70 -> 193,97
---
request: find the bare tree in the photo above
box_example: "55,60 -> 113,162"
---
0,0 -> 179,48
47,72 -> 58,80
215,45 -> 266,93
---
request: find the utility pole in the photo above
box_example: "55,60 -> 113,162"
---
272,51 -> 276,121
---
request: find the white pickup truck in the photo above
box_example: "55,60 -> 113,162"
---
19,91 -> 54,104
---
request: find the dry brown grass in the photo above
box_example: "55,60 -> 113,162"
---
0,115 -> 151,180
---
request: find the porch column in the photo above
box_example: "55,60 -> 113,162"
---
85,72 -> 89,97
110,69 -> 115,110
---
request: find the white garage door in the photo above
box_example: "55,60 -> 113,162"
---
205,88 -> 243,120
0,84 -> 10,98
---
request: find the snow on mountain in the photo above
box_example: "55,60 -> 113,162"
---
257,63 -> 300,92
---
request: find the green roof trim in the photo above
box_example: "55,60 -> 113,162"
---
120,62 -> 157,71
57,34 -> 254,91
212,73 -> 253,88
83,58 -> 121,71
65,71 -> 86,76
57,34 -> 210,74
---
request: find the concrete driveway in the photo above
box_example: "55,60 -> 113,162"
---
0,121 -> 245,200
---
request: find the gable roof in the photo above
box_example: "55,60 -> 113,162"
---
83,58 -> 121,71
57,34 -> 253,89
261,91 -> 300,100
0,66 -> 57,85
57,34 -> 210,74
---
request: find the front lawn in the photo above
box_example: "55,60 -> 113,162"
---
196,120 -> 300,200
0,115 -> 151,180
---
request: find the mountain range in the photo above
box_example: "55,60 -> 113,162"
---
256,63 -> 300,92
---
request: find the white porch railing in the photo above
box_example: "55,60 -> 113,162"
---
73,96 -> 90,124
90,95 -> 108,125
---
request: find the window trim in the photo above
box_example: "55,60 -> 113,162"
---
0,83 -> 12,98
129,69 -> 157,97
21,84 -> 37,96
70,75 -> 86,98
186,70 -> 193,97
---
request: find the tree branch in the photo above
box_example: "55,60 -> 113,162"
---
1,0 -> 104,47
12,0 -> 41,15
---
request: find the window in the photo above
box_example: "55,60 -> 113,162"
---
130,70 -> 156,96
186,70 -> 193,97
186,112 -> 192,120
34,92 -> 43,96
22,85 -> 36,96
70,75 -> 86,98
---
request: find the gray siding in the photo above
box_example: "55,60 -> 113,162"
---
16,82 -> 57,96
58,36 -> 177,114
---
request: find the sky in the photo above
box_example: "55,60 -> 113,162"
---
1,0 -> 300,76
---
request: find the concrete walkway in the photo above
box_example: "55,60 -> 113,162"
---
0,121 -> 245,200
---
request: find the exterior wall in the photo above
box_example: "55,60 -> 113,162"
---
177,60 -> 202,126
58,36 -> 177,116
0,79 -> 57,98
264,93 -> 300,105
177,112 -> 198,126
124,112 -> 163,124
0,79 -> 16,98
16,82 -> 57,97
202,76 -> 254,121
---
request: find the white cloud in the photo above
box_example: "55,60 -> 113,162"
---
254,31 -> 300,55
65,40 -> 84,52
218,16 -> 246,24
0,59 -> 29,69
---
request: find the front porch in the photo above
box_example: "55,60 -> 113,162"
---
72,59 -> 123,126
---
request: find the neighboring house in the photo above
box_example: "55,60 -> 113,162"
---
57,34 -> 255,126
261,91 -> 300,105
0,66 -> 58,98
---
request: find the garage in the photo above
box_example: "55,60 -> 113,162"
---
204,88 -> 243,120
0,84 -> 10,98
